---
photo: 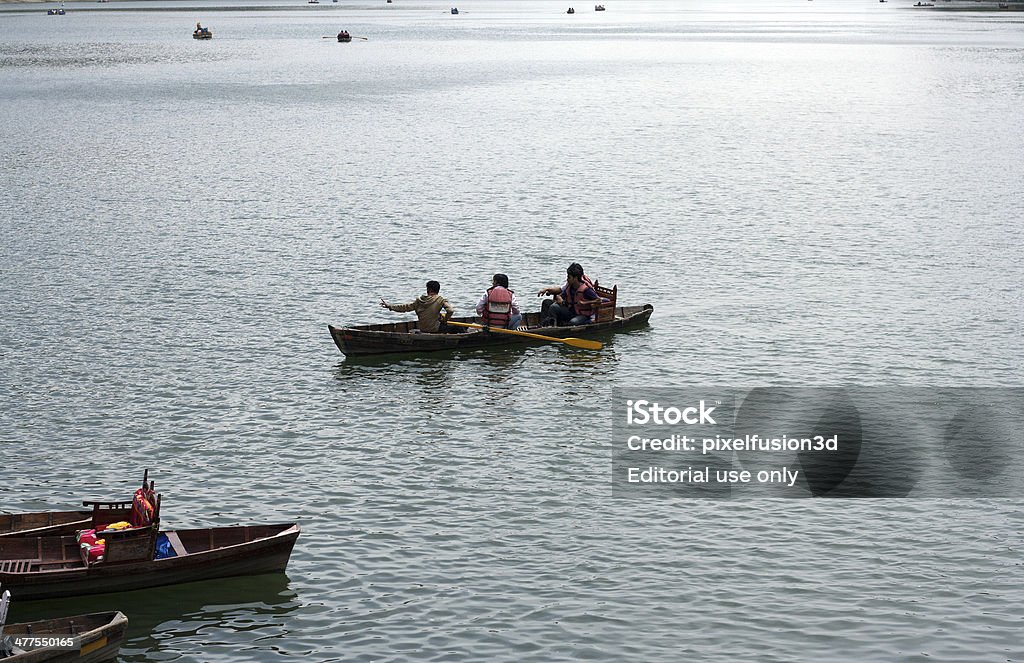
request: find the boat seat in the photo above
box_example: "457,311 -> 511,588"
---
34,559 -> 83,570
593,284 -> 617,322
164,531 -> 188,556
0,559 -> 37,574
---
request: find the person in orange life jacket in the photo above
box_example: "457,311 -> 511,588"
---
475,273 -> 523,330
380,280 -> 454,333
537,262 -> 601,326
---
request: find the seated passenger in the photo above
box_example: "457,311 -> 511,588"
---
538,262 -> 601,326
476,273 -> 523,330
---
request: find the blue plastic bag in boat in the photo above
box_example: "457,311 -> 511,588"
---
154,533 -> 177,559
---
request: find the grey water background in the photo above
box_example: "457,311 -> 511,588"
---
1,0 -> 1022,659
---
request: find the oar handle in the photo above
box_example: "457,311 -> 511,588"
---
446,321 -> 602,350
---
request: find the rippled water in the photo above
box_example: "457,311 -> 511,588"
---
1,0 -> 1022,660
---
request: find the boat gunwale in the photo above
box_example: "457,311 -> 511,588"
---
328,304 -> 653,356
335,303 -> 653,336
0,523 -> 300,576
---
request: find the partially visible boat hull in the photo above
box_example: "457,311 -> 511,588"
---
0,511 -> 91,539
329,304 -> 654,356
1,611 -> 128,662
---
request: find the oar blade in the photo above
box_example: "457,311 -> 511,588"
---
563,337 -> 603,351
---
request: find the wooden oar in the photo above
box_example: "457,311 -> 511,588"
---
322,36 -> 369,40
446,321 -> 602,350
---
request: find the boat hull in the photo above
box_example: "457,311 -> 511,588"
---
0,524 -> 299,600
329,304 -> 653,356
2,612 -> 128,663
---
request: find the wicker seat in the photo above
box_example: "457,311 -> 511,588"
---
593,284 -> 617,322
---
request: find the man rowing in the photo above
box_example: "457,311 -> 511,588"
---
380,280 -> 454,333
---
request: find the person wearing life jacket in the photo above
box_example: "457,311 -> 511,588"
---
538,262 -> 601,326
475,273 -> 522,330
381,280 -> 455,333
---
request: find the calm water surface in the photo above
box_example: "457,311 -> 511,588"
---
1,0 -> 1022,660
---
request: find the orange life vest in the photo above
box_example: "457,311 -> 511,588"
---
129,488 -> 154,528
565,281 -> 596,317
483,286 -> 513,327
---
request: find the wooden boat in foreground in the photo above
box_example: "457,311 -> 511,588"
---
0,523 -> 299,600
0,608 -> 127,662
330,303 -> 654,356
1,471 -> 157,539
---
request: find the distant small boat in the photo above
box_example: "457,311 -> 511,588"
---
913,2 -> 934,5
193,27 -> 213,39
594,4 -> 606,10
567,6 -> 575,13
46,7 -> 66,14
998,2 -> 1009,7
308,0 -> 320,4
450,7 -> 459,13
337,30 -> 352,42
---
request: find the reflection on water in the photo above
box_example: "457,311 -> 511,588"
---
0,42 -> 225,69
7,575 -> 299,661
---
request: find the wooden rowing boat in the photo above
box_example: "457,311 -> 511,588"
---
1,471 -> 157,539
0,512 -> 92,540
0,523 -> 299,600
0,610 -> 127,662
329,304 -> 654,356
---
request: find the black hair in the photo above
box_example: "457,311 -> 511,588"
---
426,280 -> 441,294
567,263 -> 584,278
492,273 -> 509,288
